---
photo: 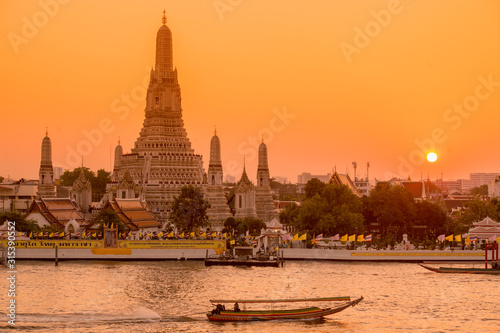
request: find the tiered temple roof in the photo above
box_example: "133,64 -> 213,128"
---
105,198 -> 160,231
26,198 -> 87,228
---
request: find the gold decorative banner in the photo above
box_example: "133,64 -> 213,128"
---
119,240 -> 226,250
351,252 -> 484,257
0,240 -> 102,248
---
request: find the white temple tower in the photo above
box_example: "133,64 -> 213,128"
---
205,129 -> 232,230
254,140 -> 278,222
111,12 -> 204,219
37,129 -> 56,198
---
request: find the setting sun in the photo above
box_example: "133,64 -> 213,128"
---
427,152 -> 438,163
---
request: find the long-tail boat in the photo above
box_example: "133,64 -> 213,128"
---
207,296 -> 363,321
418,262 -> 500,274
418,243 -> 500,275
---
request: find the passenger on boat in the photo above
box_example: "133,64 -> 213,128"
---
234,302 -> 240,312
212,304 -> 224,315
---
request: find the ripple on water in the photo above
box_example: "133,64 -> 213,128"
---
2,260 -> 499,332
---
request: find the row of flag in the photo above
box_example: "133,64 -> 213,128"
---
26,231 -> 102,238
5,230 -> 235,240
289,233 -> 373,242
437,234 -> 500,243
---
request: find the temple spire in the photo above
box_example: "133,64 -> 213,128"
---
45,126 -> 48,137
162,10 -> 167,25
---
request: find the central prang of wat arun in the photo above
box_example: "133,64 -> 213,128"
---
105,12 -> 278,229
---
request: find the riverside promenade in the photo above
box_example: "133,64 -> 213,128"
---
282,248 -> 486,262
2,240 -> 487,262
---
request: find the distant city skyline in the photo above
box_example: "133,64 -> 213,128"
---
2,1 -> 500,183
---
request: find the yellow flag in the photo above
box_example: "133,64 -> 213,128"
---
298,233 -> 307,241
497,235 -> 500,243
230,240 -> 235,245
445,234 -> 453,242
49,232 -> 54,238
60,232 -> 65,237
465,235 -> 470,245
201,232 -> 206,238
179,232 -> 184,238
341,234 -> 348,242
348,234 -> 355,242
190,232 -> 195,238
168,231 -> 174,237
92,232 -> 97,238
29,232 -> 33,238
455,235 -> 461,242
148,232 -> 152,238
158,232 -> 163,238
291,233 -> 298,241
222,233 -> 227,238
275,246 -> 279,251
357,234 -> 364,242
212,232 -> 217,237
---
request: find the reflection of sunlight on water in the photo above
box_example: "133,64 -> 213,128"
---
6,261 -> 500,332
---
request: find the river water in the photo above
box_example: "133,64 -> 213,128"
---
1,260 -> 498,332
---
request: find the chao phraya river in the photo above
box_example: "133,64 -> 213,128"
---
1,260 -> 498,332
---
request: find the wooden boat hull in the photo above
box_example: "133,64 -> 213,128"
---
207,297 -> 363,321
419,263 -> 500,275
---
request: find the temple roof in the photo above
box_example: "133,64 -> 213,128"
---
376,180 -> 426,199
73,168 -> 91,191
105,198 -> 160,231
238,165 -> 253,187
473,216 -> 500,227
26,198 -> 87,227
329,172 -> 361,197
266,218 -> 283,230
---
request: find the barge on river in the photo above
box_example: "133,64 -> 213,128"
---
204,246 -> 284,267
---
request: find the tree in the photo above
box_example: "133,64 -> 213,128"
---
60,167 -> 94,186
279,202 -> 300,226
0,212 -> 39,233
366,184 -> 416,239
239,217 -> 266,236
93,169 -> 112,198
59,167 -> 111,201
224,217 -> 237,231
170,185 -> 211,231
455,198 -> 497,233
0,176 -> 4,183
291,184 -> 364,235
93,209 -> 127,233
471,185 -> 489,197
413,200 -> 447,239
303,178 -> 326,199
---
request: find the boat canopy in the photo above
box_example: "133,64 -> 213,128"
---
210,296 -> 351,304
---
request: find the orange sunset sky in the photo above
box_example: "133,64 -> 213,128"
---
1,0 -> 500,183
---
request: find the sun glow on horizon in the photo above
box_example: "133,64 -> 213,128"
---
427,152 -> 438,163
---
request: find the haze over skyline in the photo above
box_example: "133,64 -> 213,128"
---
2,1 -> 500,183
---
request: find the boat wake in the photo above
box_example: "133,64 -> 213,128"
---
11,306 -> 162,325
